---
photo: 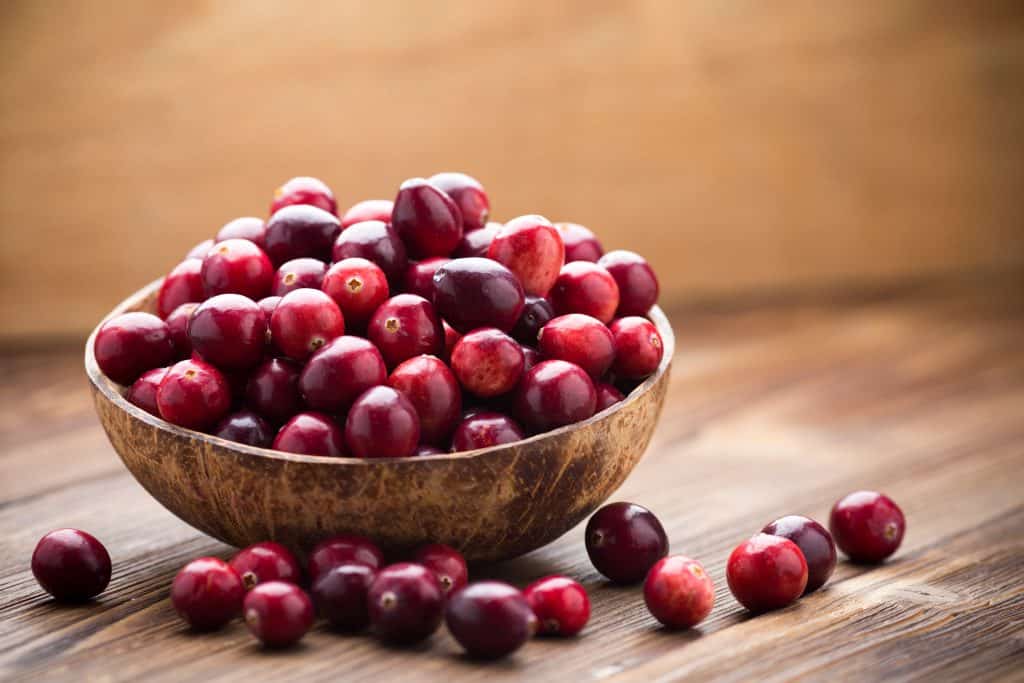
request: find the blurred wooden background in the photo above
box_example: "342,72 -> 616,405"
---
1,1 -> 1022,340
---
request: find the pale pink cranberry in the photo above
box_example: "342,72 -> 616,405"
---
488,215 -> 565,297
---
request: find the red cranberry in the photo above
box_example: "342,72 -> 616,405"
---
185,238 -> 215,260
165,303 -> 198,358
216,216 -> 267,249
829,491 -> 906,563
94,312 -> 175,385
453,222 -> 500,258
187,294 -> 266,370
515,360 -> 597,433
299,336 -> 386,413
521,345 -> 541,372
554,222 -> 603,262
312,563 -> 376,630
200,238 -> 274,300
524,575 -> 590,637
413,543 -> 468,595
445,581 -> 536,659
367,563 -> 445,644
644,556 -> 714,629
595,382 -> 625,411
170,557 -> 244,630
442,321 -> 460,361
402,257 -> 450,300
388,355 -> 461,445
610,316 -> 664,379
322,257 -> 390,331
549,261 -> 620,324
271,176 -> 337,216
599,250 -> 659,316
245,358 -> 304,424
762,515 -> 836,593
243,581 -> 314,647
272,257 -> 327,296
214,410 -> 274,447
585,502 -> 669,584
308,535 -> 384,581
432,258 -> 525,333
257,295 -> 281,321
451,412 -> 525,451
230,541 -> 302,589
429,172 -> 490,232
511,296 -> 555,345
451,328 -> 524,397
156,358 -> 231,430
341,199 -> 393,228
345,386 -> 420,458
31,529 -> 111,601
265,204 -> 341,264
270,288 -> 345,361
727,534 -> 808,612
392,177 -> 463,257
331,220 -> 408,283
414,444 -> 446,457
367,294 -> 443,368
488,215 -> 564,297
157,259 -> 204,319
538,314 -> 615,379
126,367 -> 168,416
273,412 -> 346,457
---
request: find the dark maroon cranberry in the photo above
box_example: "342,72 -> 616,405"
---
453,222 -> 500,258
442,321 -> 460,361
413,444 -> 446,457
341,199 -> 393,229
312,563 -> 376,631
157,259 -> 204,319
445,581 -> 536,659
269,288 -> 345,361
451,412 -> 525,452
644,556 -> 714,629
216,216 -> 267,249
332,220 -> 408,283
432,258 -> 525,333
451,328 -> 524,397
388,355 -> 461,445
165,303 -> 198,358
170,557 -> 245,630
392,177 -> 463,257
345,386 -> 420,458
126,367 -> 168,416
272,257 -> 327,296
299,336 -> 387,413
402,257 -> 450,300
595,382 -> 625,411
762,515 -> 836,593
94,312 -> 175,385
521,345 -> 541,372
265,204 -> 341,264
609,316 -> 663,379
187,294 -> 266,369
185,238 -> 215,260
156,358 -> 231,430
598,250 -> 659,316
230,542 -> 302,589
727,534 -> 808,612
538,314 -> 615,379
829,491 -> 905,563
554,222 -> 603,262
368,563 -> 445,644
524,575 -> 590,637
585,502 -> 669,584
214,410 -> 274,447
271,176 -> 337,216
308,535 -> 384,581
272,412 -> 346,457
200,238 -> 274,300
549,261 -> 620,324
322,257 -> 390,330
515,360 -> 597,433
488,215 -> 564,297
511,296 -> 555,345
429,172 -> 490,232
245,358 -> 304,424
244,581 -> 315,647
257,295 -> 281,321
31,529 -> 111,601
412,544 -> 467,595
367,294 -> 443,368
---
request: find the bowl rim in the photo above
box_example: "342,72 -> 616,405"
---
85,277 -> 674,466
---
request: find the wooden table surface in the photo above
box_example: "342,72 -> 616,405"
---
2,274 -> 1022,682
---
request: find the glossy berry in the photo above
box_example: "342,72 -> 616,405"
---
392,177 -> 463,257
403,257 -> 450,300
599,250 -> 659,316
451,412 -> 525,452
272,257 -> 327,296
94,312 -> 175,385
157,258 -> 204,319
595,382 -> 625,411
126,367 -> 168,416
610,316 -> 663,379
243,581 -> 315,647
829,491 -> 906,563
367,563 -> 445,644
554,222 -> 603,262
170,557 -> 245,631
451,328 -> 524,397
165,303 -> 198,358
515,360 -> 597,433
341,199 -> 393,229
762,515 -> 836,593
432,258 -> 525,333
270,288 -> 345,361
265,204 -> 341,264
549,261 -> 620,324
312,563 -> 376,631
388,355 -> 462,445
272,412 -> 346,457
521,345 -> 541,372
345,386 -> 420,458
257,295 -> 281,321
429,172 -> 490,232
308,535 -> 385,582
271,176 -> 337,216
331,220 -> 408,283
585,502 -> 669,584
445,581 -> 536,659
367,294 -> 443,368
644,556 -> 714,629
511,296 -> 555,345
216,216 -> 267,249
412,544 -> 467,595
230,542 -> 302,589
322,257 -> 390,330
538,314 -> 615,379
453,222 -> 500,258
727,534 -> 808,612
524,575 -> 590,637
200,238 -> 274,300
185,238 -> 215,260
488,215 -> 565,297
187,294 -> 266,370
213,410 -> 274,447
299,336 -> 386,413
156,358 -> 231,430
31,529 -> 111,601
245,358 -> 304,424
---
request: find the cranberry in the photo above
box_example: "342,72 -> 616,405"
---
451,412 -> 525,452
296,336 -> 385,414
445,581 -> 536,659
187,294 -> 266,370
332,220 -> 408,284
157,259 -> 204,319
257,295 -> 281,321
214,410 -> 274,447
402,257 -> 450,300
554,222 -> 603,262
245,358 -> 304,424
308,535 -> 384,581
432,258 -> 525,333
272,257 -> 327,296
216,216 -> 267,249
156,358 -> 231,430
644,556 -> 714,629
414,445 -> 446,457
94,312 -> 175,385
270,288 -> 345,361
599,250 -> 659,316
442,321 -> 460,361
521,345 -> 541,373
515,360 -> 597,433
488,215 -> 564,297
538,314 -> 615,379
367,563 -> 445,644
391,177 -> 463,257
367,294 -> 443,368
453,222 -> 500,258
549,261 -> 620,324
321,257 -> 390,331
610,316 -> 664,379
230,542 -> 302,589
511,296 -> 555,345
126,367 -> 168,416
727,534 -> 808,612
585,502 -> 669,584
185,238 -> 215,260
312,563 -> 376,631
273,412 -> 346,457
412,544 -> 467,595
595,382 -> 625,411
170,557 -> 245,630
270,176 -> 337,216
165,303 -> 198,358
31,529 -> 111,601
200,238 -> 274,300
451,328 -> 524,397
829,491 -> 906,563
265,204 -> 341,264
524,575 -> 590,637
388,355 -> 461,445
762,515 -> 836,593
341,199 -> 393,229
429,172 -> 490,232
243,581 -> 315,647
345,386 -> 420,458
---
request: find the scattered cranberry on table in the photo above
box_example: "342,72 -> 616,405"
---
367,563 -> 446,644
762,515 -> 837,593
170,557 -> 245,631
445,581 -> 537,659
31,529 -> 111,602
829,491 -> 905,563
413,543 -> 468,595
311,562 -> 377,631
586,502 -> 669,584
727,533 -> 808,613
307,534 -> 385,582
523,575 -> 590,637
643,556 -> 714,629
243,581 -> 315,647
229,542 -> 302,590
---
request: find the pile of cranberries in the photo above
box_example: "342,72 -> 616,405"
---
93,175 -> 665,456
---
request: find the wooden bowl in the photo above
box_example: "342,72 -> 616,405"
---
85,279 -> 674,562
